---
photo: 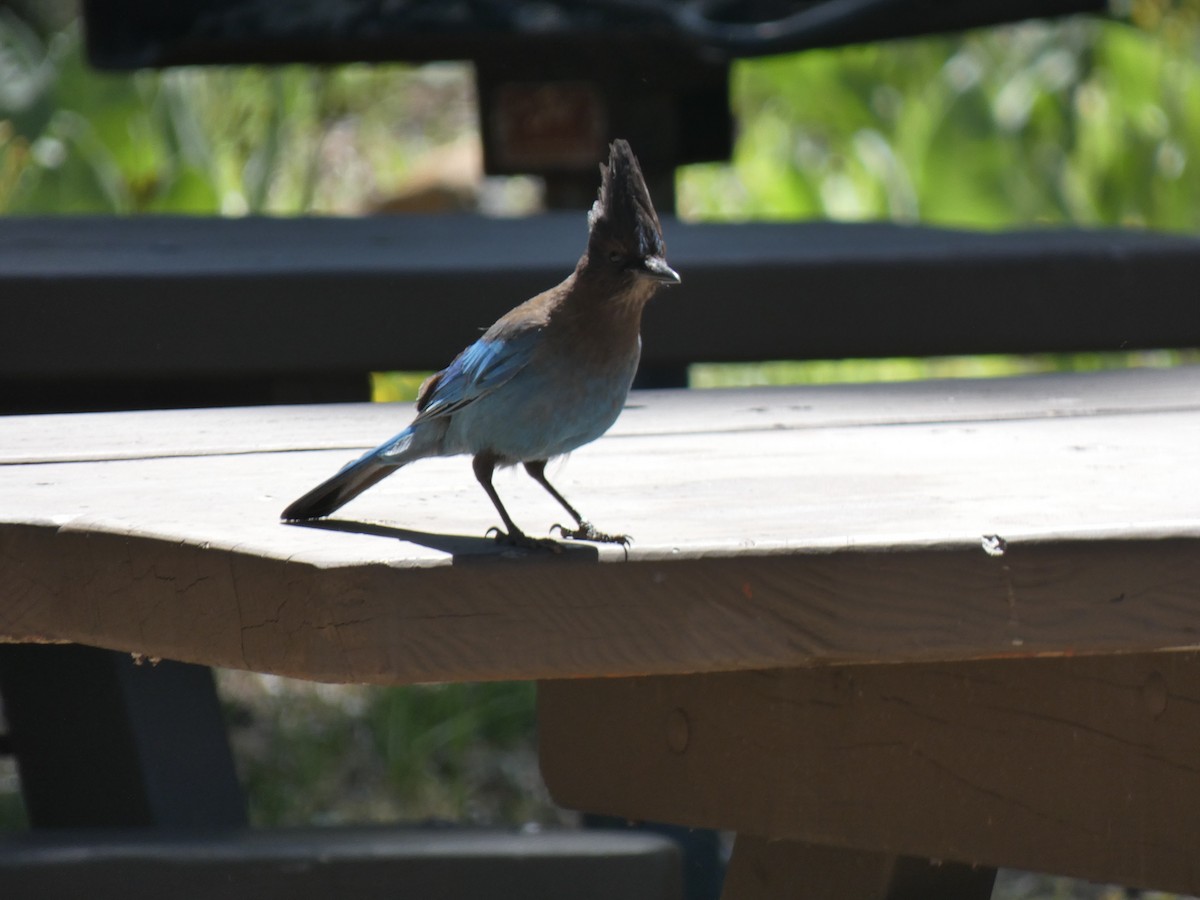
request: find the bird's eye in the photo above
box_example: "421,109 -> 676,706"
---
607,250 -> 623,264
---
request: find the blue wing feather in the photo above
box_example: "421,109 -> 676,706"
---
412,329 -> 542,423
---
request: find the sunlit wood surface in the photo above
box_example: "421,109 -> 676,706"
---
3,367 -> 1199,684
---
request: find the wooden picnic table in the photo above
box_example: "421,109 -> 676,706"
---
3,365 -> 1200,898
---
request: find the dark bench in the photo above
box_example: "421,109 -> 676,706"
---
0,826 -> 681,900
4,215 -> 1198,412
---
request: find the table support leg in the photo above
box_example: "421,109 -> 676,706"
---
0,643 -> 245,827
722,835 -> 996,900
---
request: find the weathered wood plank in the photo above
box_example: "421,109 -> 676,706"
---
0,405 -> 1190,681
538,651 -> 1200,894
2,369 -> 1200,681
2,371 -> 1200,682
4,517 -> 1200,682
5,521 -> 1200,683
5,366 -> 1200,464
5,374 -> 1200,563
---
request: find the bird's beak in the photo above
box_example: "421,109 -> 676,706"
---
638,255 -> 681,284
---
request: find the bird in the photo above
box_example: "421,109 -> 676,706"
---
281,139 -> 680,548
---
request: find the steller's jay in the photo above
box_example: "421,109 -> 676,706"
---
281,139 -> 680,547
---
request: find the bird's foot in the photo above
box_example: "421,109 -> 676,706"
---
486,526 -> 563,553
551,521 -> 631,546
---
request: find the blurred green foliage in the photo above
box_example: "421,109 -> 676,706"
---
689,348 -> 1200,388
371,370 -> 433,403
678,6 -> 1200,231
0,14 -> 474,214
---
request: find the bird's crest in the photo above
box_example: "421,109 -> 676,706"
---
587,140 -> 666,261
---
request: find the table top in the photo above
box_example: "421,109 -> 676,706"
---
3,366 -> 1199,684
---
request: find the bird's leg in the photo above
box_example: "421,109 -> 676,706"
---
524,460 -> 630,546
473,454 -> 560,551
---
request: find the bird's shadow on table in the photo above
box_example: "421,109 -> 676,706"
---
286,518 -> 600,563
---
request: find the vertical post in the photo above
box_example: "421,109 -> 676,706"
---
0,644 -> 246,828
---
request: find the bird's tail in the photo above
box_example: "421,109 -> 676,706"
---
281,426 -> 425,521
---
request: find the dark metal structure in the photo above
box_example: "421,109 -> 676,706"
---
80,0 -> 1107,204
81,0 -> 1110,67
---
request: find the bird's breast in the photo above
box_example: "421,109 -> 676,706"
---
444,339 -> 640,463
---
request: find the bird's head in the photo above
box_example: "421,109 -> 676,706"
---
585,139 -> 680,287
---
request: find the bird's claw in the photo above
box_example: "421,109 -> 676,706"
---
550,521 -> 631,546
486,525 -> 562,553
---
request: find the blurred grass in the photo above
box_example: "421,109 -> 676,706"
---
377,352 -> 1200,403
219,674 -> 556,827
690,348 -> 1200,388
371,370 -> 432,403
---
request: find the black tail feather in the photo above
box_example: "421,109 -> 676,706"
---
281,455 -> 399,521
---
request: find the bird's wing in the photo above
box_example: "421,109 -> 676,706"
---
411,327 -> 543,424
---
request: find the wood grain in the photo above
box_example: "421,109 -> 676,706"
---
2,369 -> 1200,681
5,365 -> 1198,464
539,651 -> 1200,894
9,364 -> 1200,465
